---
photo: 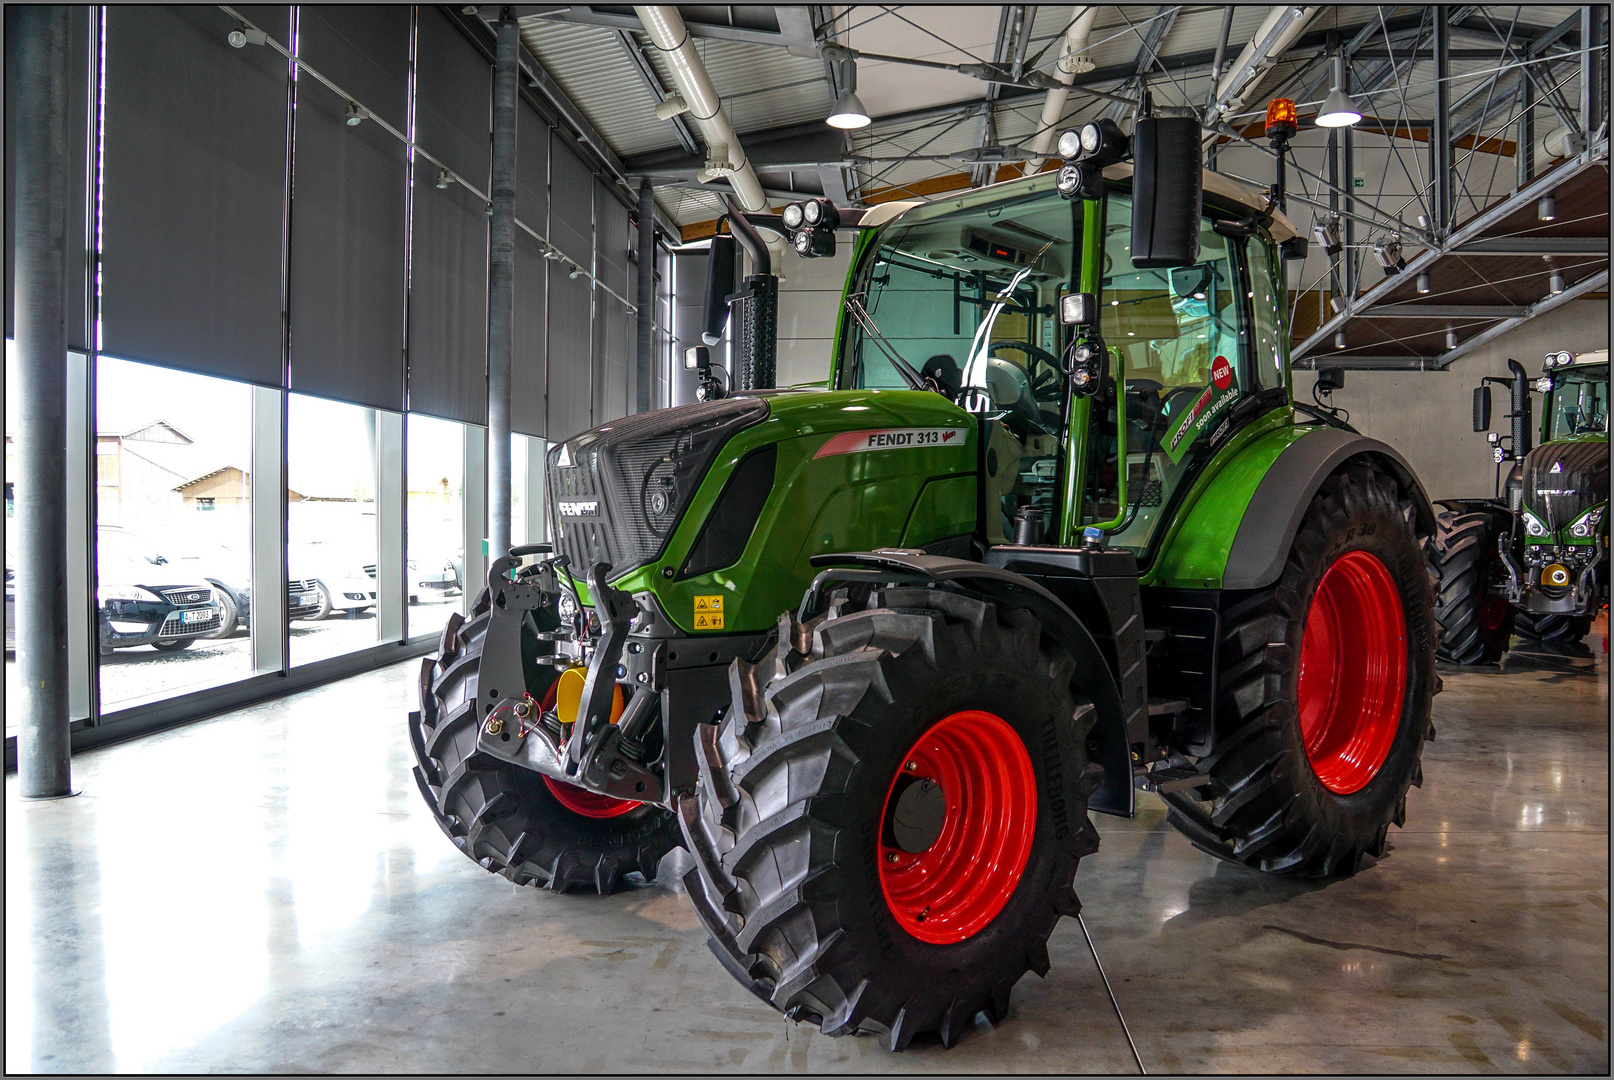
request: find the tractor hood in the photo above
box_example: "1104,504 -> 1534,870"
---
1521,436 -> 1610,533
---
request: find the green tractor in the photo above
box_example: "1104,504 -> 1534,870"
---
1434,349 -> 1609,664
409,112 -> 1441,1050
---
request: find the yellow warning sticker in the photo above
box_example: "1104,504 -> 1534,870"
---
694,595 -> 725,630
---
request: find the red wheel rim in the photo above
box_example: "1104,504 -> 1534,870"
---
1297,550 -> 1408,795
536,677 -> 640,819
877,710 -> 1037,945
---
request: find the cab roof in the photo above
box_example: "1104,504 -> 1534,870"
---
860,165 -> 1297,241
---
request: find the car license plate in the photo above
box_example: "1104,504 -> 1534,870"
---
180,608 -> 212,624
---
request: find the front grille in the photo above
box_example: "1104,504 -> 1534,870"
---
1523,440 -> 1609,531
547,399 -> 769,578
363,564 -> 377,578
288,579 -> 318,593
160,587 -> 213,607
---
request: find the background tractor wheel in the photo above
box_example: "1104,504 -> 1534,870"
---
682,588 -> 1103,1051
1162,465 -> 1439,877
1432,508 -> 1513,665
1513,609 -> 1594,653
409,588 -> 680,894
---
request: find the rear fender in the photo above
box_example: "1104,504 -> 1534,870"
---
805,551 -> 1134,817
1223,429 -> 1436,590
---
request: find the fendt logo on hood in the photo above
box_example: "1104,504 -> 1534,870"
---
557,500 -> 599,517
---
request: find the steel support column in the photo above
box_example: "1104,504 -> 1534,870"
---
1517,49 -> 1535,188
1431,12 -> 1452,236
487,13 -> 519,562
13,5 -> 74,798
635,180 -> 656,413
1341,114 -> 1357,302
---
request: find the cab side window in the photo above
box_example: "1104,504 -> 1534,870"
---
1244,236 -> 1289,396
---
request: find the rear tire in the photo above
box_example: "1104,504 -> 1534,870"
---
1162,465 -> 1438,877
309,582 -> 336,621
152,637 -> 195,652
682,588 -> 1103,1050
1432,508 -> 1512,665
409,588 -> 680,894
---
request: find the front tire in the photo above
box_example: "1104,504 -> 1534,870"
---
682,588 -> 1103,1050
409,588 -> 680,893
1432,507 -> 1513,665
205,586 -> 240,640
1163,465 -> 1439,877
1513,609 -> 1594,653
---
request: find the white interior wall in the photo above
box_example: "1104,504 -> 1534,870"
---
1293,298 -> 1609,501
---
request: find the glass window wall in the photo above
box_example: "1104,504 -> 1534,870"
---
91,357 -> 255,708
288,394 -> 380,667
405,413 -> 465,638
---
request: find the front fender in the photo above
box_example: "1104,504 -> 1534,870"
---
805,551 -> 1134,817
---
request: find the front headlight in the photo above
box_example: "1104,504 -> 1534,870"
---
1522,511 -> 1549,537
1570,507 -> 1604,538
99,585 -> 162,604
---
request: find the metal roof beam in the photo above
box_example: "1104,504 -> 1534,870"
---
1362,304 -> 1527,318
1434,267 -> 1609,368
613,29 -> 701,157
504,5 -> 818,47
1458,237 -> 1609,254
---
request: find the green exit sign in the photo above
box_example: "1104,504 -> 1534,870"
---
1353,177 -> 1365,188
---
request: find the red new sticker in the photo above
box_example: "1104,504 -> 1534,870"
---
1211,355 -> 1233,390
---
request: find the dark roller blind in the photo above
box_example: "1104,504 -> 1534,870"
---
99,5 -> 289,385
595,178 -> 631,298
288,6 -> 409,411
516,101 -> 548,236
414,6 -> 488,189
511,228 -> 548,437
408,156 -> 487,425
548,133 -> 592,264
593,292 -> 631,423
546,269 -> 592,440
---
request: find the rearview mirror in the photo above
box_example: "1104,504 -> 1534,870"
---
1131,116 -> 1202,269
1473,385 -> 1492,431
702,235 -> 737,346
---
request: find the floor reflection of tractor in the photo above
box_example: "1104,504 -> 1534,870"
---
1434,350 -> 1609,664
409,103 -> 1442,1050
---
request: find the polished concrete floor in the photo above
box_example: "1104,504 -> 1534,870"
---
6,644 -> 1608,1073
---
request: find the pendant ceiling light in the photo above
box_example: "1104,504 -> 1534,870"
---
827,57 -> 871,130
1315,55 -> 1362,128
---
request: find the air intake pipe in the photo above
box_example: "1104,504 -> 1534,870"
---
1023,6 -> 1100,172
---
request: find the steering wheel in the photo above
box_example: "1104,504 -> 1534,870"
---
988,340 -> 1063,401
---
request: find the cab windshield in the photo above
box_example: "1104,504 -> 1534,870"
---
1547,365 -> 1609,438
842,180 -> 1076,434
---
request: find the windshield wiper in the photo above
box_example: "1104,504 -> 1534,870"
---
845,293 -> 926,391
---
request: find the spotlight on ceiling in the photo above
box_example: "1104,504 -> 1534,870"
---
1335,330 -> 1348,349
1538,194 -> 1557,221
1445,329 -> 1458,350
1416,272 -> 1430,294
1314,56 -> 1362,128
826,56 -> 871,130
228,26 -> 268,48
1372,240 -> 1404,276
569,267 -> 585,280
1550,271 -> 1566,295
1312,219 -> 1343,257
345,102 -> 366,127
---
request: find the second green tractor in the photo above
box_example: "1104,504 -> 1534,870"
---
409,111 -> 1441,1050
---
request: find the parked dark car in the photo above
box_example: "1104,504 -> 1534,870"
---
100,528 -> 323,634
97,549 -> 222,653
